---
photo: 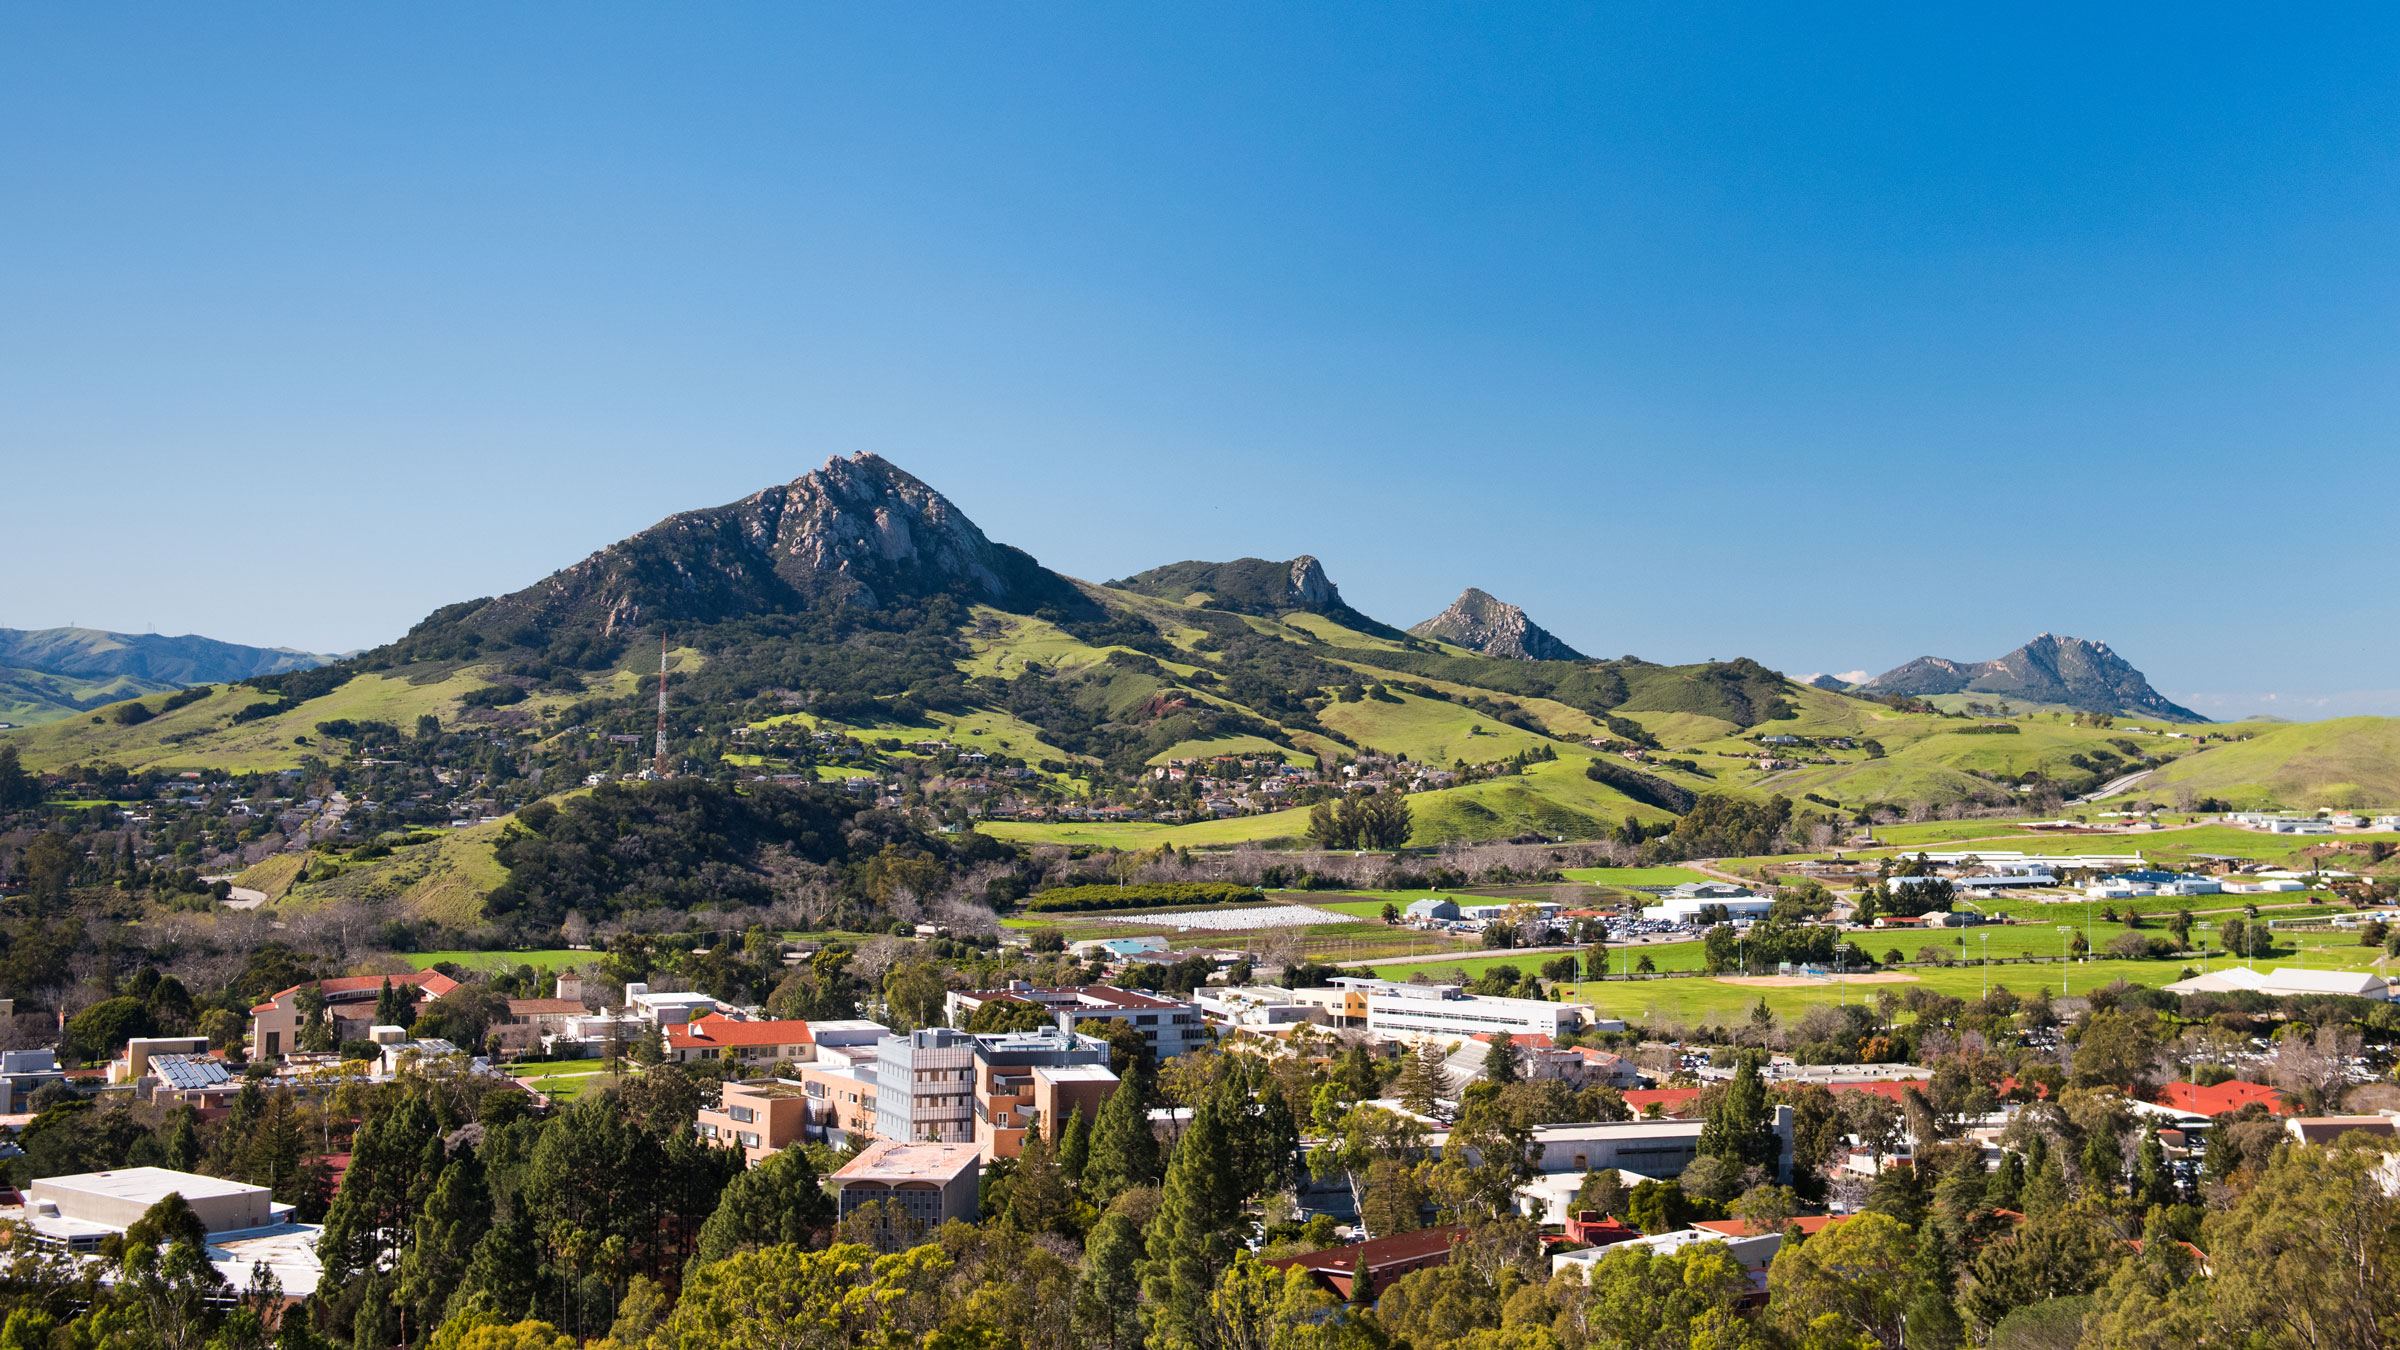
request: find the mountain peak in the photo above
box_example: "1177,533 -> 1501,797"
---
1857,633 -> 2202,721
467,453 -> 1085,638
1408,588 -> 1587,661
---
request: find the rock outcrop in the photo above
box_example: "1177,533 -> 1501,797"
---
1408,589 -> 1586,662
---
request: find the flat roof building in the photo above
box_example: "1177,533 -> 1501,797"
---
944,983 -> 1211,1059
1329,977 -> 1590,1043
831,1141 -> 980,1250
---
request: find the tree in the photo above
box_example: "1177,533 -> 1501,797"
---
1380,902 -> 1400,925
652,1242 -> 952,1350
2169,1135 -> 2400,1348
689,1145 -> 836,1269
398,1147 -> 492,1346
1698,1051 -> 1779,1173
1143,1087 -> 1248,1350
375,977 -> 411,1026
1078,1212 -> 1146,1350
1481,1032 -> 1520,1086
1766,1210 -> 1922,1350
0,745 -> 41,810
1082,1074 -> 1160,1205
1392,1041 -> 1454,1117
1572,1166 -> 1627,1219
1058,1104 -> 1092,1183
119,1194 -> 230,1350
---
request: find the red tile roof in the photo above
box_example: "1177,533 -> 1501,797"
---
1694,1215 -> 1847,1239
1471,1032 -> 1554,1048
1261,1225 -> 1468,1280
506,999 -> 585,1015
254,969 -> 459,1013
1624,1087 -> 1704,1115
2156,1079 -> 2289,1117
666,1015 -> 816,1050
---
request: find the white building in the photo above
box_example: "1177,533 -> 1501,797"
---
873,1028 -> 979,1144
1331,977 -> 1591,1043
944,983 -> 1212,1059
2161,966 -> 2389,1001
21,1167 -> 325,1295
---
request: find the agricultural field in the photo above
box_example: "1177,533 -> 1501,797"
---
1102,904 -> 1352,931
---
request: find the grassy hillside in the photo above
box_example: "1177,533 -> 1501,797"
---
2140,718 -> 2400,809
3,669 -> 508,772
272,819 -> 513,927
0,666 -> 183,726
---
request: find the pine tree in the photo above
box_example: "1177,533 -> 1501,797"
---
1346,1250 -> 1373,1306
1697,1051 -> 1777,1172
163,1107 -> 200,1172
2020,1147 -> 2069,1220
1006,1134 -> 1069,1235
450,1207 -> 541,1324
1986,1149 -> 2026,1211
396,1147 -> 489,1345
1335,1044 -> 1378,1100
1481,1032 -> 1520,1086
1392,1041 -> 1454,1117
1077,1211 -> 1145,1350
1083,1074 -> 1160,1206
374,977 -> 410,1027
1058,1105 -> 1092,1184
1142,1086 -> 1246,1350
2081,1126 -> 2121,1198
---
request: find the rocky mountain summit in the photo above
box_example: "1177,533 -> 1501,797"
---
1857,633 -> 2202,722
1408,588 -> 1587,661
465,453 -> 1086,638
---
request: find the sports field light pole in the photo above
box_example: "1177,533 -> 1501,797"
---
1980,932 -> 1990,999
2057,925 -> 2076,997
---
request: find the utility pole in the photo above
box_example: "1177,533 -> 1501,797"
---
653,636 -> 669,779
2058,925 -> 2075,996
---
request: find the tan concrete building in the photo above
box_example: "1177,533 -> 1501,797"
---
697,1079 -> 813,1163
831,1141 -> 980,1250
26,1168 -> 280,1250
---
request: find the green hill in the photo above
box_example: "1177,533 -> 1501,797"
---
2141,718 -> 2400,809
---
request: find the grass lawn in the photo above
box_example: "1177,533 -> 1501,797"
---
409,949 -> 588,972
978,808 -> 1314,849
1561,866 -> 1718,887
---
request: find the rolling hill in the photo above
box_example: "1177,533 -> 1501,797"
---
16,451 -> 2394,894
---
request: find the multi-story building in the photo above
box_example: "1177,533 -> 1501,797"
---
697,1079 -> 813,1162
248,970 -> 460,1060
874,1029 -> 978,1144
1329,977 -> 1589,1044
966,1026 -> 1115,1161
794,1062 -> 880,1147
944,983 -> 1212,1059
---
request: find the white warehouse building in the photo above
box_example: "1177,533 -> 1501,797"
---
1640,882 -> 1774,924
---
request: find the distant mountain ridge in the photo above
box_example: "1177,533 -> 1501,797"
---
1857,634 -> 2203,722
1409,588 -> 1586,661
0,627 -> 338,725
0,627 -> 334,685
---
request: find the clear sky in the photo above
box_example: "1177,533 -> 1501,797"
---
6,7 -> 2398,718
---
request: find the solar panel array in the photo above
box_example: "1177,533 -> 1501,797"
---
149,1054 -> 231,1090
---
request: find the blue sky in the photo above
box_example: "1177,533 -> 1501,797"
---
6,7 -> 2398,718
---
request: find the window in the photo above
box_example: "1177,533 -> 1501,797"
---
729,1106 -> 755,1124
737,1132 -> 760,1148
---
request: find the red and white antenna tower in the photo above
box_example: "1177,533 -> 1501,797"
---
653,636 -> 669,778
